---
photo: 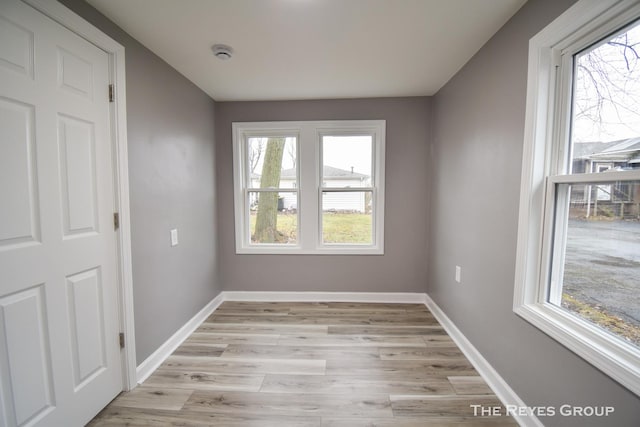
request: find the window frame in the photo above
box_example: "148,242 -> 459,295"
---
319,131 -> 377,247
243,129 -> 301,250
514,0 -> 640,396
232,120 -> 385,255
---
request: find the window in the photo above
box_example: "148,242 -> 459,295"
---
232,120 -> 385,254
515,0 -> 640,395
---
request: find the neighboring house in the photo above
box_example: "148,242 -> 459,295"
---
251,165 -> 370,212
572,137 -> 640,174
571,138 -> 640,218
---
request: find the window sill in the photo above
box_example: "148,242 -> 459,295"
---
235,246 -> 384,255
514,302 -> 640,396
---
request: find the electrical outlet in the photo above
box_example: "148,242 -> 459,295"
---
455,265 -> 461,283
170,229 -> 179,246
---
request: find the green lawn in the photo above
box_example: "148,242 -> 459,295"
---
250,212 -> 371,244
322,213 -> 372,243
562,293 -> 640,347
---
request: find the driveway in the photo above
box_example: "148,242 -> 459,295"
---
563,219 -> 640,328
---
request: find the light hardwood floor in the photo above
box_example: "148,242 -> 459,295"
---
89,302 -> 516,426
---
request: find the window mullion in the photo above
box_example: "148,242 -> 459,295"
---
298,124 -> 318,250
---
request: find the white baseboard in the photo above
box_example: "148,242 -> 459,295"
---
134,290 -> 536,427
223,291 -> 427,304
135,292 -> 225,384
424,294 -> 542,427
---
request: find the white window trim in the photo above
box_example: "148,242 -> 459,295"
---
514,0 -> 640,396
232,120 -> 385,255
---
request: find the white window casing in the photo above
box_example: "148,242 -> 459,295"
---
232,120 -> 385,255
514,0 -> 640,396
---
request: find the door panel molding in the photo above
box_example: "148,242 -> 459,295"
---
0,96 -> 40,249
23,0 -> 136,391
0,284 -> 55,426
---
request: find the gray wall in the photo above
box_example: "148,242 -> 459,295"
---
428,0 -> 640,425
59,0 -> 221,364
54,3 -> 640,423
216,98 -> 431,292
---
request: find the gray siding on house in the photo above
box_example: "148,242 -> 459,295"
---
428,0 -> 640,425
59,0 -> 221,365
216,98 -> 431,292
321,190 -> 367,213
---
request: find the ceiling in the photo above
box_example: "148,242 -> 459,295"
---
87,0 -> 527,101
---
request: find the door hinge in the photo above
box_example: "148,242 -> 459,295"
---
113,212 -> 120,230
119,332 -> 125,349
109,84 -> 114,102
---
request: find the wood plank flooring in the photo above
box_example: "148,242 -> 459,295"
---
89,302 -> 516,426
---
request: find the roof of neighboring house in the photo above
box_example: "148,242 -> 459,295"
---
573,141 -> 622,159
573,137 -> 640,162
592,138 -> 640,161
279,165 -> 369,179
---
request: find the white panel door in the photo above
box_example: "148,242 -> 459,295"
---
0,1 -> 122,426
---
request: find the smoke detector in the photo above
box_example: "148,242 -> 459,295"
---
211,44 -> 233,60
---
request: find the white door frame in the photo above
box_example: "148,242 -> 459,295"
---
23,0 -> 137,391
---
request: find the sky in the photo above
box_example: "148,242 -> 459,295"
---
572,21 -> 640,143
249,135 -> 372,178
322,136 -> 372,176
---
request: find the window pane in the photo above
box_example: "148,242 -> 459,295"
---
322,191 -> 372,244
553,181 -> 640,347
248,137 -> 297,188
570,21 -> 640,173
322,136 -> 372,188
249,191 -> 297,244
